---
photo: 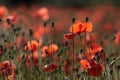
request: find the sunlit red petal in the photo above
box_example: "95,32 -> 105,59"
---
69,21 -> 81,33
64,33 -> 75,39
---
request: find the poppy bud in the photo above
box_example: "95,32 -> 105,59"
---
29,29 -> 33,36
51,22 -> 54,28
72,17 -> 76,23
4,39 -> 7,42
45,49 -> 49,54
100,49 -> 104,53
85,17 -> 89,22
80,49 -> 83,53
10,46 -> 14,50
6,18 -> 10,24
57,53 -> 60,57
44,22 -> 47,27
0,18 -> 1,22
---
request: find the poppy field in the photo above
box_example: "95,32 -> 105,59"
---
0,3 -> 120,80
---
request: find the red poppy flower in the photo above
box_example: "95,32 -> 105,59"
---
69,21 -> 82,34
88,60 -> 104,77
36,7 -> 49,21
64,33 -> 75,39
86,42 -> 102,59
80,59 -> 104,77
24,40 -> 41,51
43,63 -> 58,73
0,6 -> 8,18
41,44 -> 58,58
0,60 -> 16,79
80,59 -> 90,71
82,22 -> 93,32
114,31 -> 120,44
69,21 -> 93,34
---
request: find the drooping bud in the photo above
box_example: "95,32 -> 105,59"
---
44,22 -> 47,27
85,17 -> 89,22
72,17 -> 76,23
6,18 -> 11,24
29,29 -> 33,36
51,22 -> 54,28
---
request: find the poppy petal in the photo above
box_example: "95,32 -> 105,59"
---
64,33 -> 75,39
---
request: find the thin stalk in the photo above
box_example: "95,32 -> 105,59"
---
72,23 -> 75,80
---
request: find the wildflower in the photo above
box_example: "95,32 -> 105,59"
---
0,6 -> 8,18
0,60 -> 16,80
69,21 -> 82,34
86,42 -> 103,59
64,33 -> 75,39
88,60 -> 104,77
36,7 -> 49,21
80,59 -> 104,77
80,59 -> 90,71
114,31 -> 120,44
24,40 -> 41,51
41,44 -> 58,58
69,20 -> 93,34
43,63 -> 58,73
